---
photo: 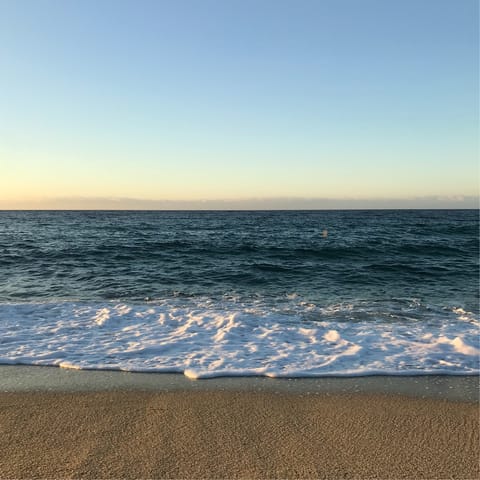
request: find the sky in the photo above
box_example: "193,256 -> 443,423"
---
0,0 -> 478,209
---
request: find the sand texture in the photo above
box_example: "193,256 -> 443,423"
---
0,391 -> 478,479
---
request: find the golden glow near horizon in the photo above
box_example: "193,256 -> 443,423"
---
1,144 -> 478,208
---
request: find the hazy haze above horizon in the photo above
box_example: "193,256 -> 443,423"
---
1,0 -> 478,209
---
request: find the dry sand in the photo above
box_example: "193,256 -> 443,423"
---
0,390 -> 478,479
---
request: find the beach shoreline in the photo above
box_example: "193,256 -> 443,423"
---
0,367 -> 478,479
1,364 -> 478,401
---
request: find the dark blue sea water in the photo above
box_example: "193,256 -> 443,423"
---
0,210 -> 478,378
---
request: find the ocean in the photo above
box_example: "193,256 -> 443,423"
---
0,210 -> 478,378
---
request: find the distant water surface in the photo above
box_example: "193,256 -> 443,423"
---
0,210 -> 478,378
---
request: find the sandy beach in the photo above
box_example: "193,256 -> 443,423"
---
0,388 -> 478,479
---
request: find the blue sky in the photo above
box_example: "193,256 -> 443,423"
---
0,0 -> 478,208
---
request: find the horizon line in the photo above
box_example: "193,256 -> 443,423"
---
1,207 -> 478,212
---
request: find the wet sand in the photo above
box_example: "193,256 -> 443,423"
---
1,365 -> 479,401
0,389 -> 478,479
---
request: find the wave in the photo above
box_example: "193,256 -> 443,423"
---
0,298 -> 478,379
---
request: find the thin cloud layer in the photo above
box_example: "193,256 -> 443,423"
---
1,196 -> 478,210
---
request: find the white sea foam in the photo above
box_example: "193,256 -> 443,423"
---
0,299 -> 478,378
